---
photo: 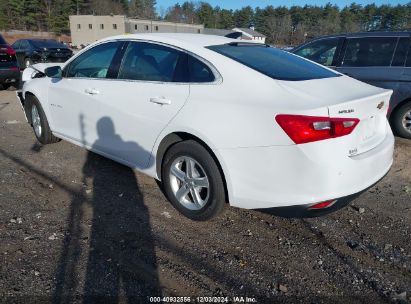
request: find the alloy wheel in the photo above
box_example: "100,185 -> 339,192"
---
402,110 -> 411,134
169,156 -> 210,211
31,104 -> 42,138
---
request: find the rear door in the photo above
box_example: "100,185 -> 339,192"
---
336,36 -> 403,93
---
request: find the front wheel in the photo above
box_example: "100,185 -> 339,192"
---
391,101 -> 411,139
25,95 -> 60,144
162,140 -> 226,221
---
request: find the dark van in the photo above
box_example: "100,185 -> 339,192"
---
292,32 -> 411,139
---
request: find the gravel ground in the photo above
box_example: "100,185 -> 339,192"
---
0,88 -> 410,304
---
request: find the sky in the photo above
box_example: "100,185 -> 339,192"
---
156,0 -> 409,11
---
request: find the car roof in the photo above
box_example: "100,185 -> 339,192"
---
311,31 -> 411,40
99,33 -> 239,48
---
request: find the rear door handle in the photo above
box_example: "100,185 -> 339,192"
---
85,88 -> 99,95
150,97 -> 171,105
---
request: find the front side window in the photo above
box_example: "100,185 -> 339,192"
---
294,38 -> 340,66
342,37 -> 397,67
65,41 -> 121,78
118,42 -> 185,82
208,44 -> 339,81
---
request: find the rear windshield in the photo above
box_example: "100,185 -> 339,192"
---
0,35 -> 7,45
30,40 -> 66,48
207,44 -> 340,81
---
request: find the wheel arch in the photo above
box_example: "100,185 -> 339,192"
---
389,97 -> 411,119
23,91 -> 36,124
156,131 -> 231,204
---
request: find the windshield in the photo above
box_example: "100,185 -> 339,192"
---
30,39 -> 66,48
207,43 -> 340,81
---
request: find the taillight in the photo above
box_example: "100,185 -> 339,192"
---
7,46 -> 16,56
275,114 -> 359,144
0,46 -> 16,56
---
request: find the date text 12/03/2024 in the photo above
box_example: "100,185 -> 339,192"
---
149,297 -> 258,303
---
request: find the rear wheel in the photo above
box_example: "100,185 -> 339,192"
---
392,101 -> 411,139
25,95 -> 60,144
162,140 -> 226,221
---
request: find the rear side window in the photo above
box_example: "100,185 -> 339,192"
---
208,44 -> 339,81
118,42 -> 185,82
342,37 -> 397,67
188,56 -> 215,82
392,37 -> 410,67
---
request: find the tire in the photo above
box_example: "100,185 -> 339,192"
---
25,95 -> 60,144
24,58 -> 33,69
391,101 -> 411,139
1,84 -> 10,90
162,140 -> 226,221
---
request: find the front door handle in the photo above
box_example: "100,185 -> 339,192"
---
150,97 -> 171,105
85,88 -> 100,95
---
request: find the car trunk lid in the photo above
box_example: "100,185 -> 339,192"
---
276,75 -> 393,155
327,91 -> 391,155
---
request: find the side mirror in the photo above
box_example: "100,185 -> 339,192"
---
44,66 -> 62,78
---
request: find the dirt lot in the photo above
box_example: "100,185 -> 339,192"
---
0,88 -> 410,303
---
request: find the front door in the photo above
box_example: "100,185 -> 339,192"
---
48,40 -> 190,170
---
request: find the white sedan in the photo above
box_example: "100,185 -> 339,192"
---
17,33 -> 394,221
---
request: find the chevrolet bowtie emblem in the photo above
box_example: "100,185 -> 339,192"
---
377,101 -> 384,110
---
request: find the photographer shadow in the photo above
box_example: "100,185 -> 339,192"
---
83,117 -> 159,302
54,116 -> 160,303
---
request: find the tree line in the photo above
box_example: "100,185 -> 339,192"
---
0,1 -> 410,45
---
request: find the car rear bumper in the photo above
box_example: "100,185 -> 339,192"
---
0,69 -> 20,84
218,122 -> 394,211
256,171 -> 387,218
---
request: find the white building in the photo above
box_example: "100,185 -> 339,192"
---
232,27 -> 266,43
69,15 -> 204,47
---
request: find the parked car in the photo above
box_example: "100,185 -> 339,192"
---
0,34 -> 20,89
17,34 -> 394,221
12,39 -> 73,69
292,31 -> 411,139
